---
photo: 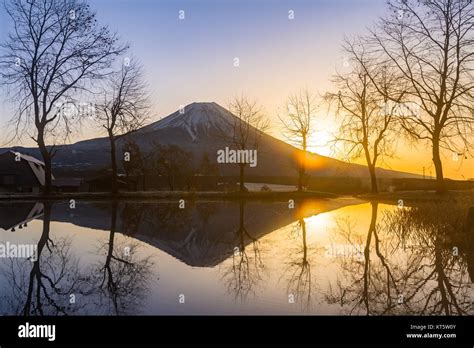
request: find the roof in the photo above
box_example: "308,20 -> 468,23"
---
2,151 -> 49,185
8,150 -> 45,166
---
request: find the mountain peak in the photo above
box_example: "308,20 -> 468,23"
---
187,101 -> 218,107
144,101 -> 235,141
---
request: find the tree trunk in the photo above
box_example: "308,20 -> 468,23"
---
37,130 -> 52,195
465,207 -> 474,282
23,201 -> 52,315
368,164 -> 378,194
297,168 -> 306,192
108,132 -> 118,194
362,202 -> 378,314
103,200 -> 119,313
297,164 -> 304,192
363,142 -> 378,194
105,200 -> 117,270
239,163 -> 245,192
298,138 -> 307,192
432,137 -> 446,193
238,201 -> 245,251
301,219 -> 307,263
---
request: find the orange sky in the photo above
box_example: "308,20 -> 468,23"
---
0,0 -> 472,180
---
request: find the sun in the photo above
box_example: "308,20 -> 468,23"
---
307,129 -> 334,157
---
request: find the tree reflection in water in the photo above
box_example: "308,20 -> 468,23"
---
1,198 -> 472,316
0,201 -> 154,315
91,200 -> 154,315
325,200 -> 474,315
283,218 -> 314,311
1,202 -> 92,315
221,201 -> 265,302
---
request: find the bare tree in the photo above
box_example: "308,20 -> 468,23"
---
279,89 -> 318,192
326,41 -> 404,193
150,143 -> 193,191
121,138 -> 149,191
97,58 -> 149,194
226,95 -> 269,192
0,0 -> 126,194
369,0 -> 474,192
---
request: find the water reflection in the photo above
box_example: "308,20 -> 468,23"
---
0,201 -> 154,316
92,200 -> 153,315
0,197 -> 472,315
220,202 -> 265,301
2,202 -> 91,315
386,200 -> 473,315
325,200 -> 474,315
284,218 -> 313,310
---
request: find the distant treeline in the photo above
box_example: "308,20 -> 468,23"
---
84,174 -> 474,194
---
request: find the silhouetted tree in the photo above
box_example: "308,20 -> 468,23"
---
150,143 -> 193,191
279,89 -> 318,192
226,96 -> 269,192
326,40 -> 404,193
0,0 -> 126,194
369,0 -> 474,192
97,58 -> 149,194
121,138 -> 150,190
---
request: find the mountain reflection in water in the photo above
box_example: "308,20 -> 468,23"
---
0,198 -> 472,315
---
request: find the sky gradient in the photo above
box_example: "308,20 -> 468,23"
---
0,0 -> 472,179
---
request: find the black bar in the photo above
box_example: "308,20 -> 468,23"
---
0,316 -> 473,346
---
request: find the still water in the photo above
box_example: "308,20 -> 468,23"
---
0,198 -> 473,315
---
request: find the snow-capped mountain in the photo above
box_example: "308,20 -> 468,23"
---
2,102 -> 421,179
140,102 -> 235,141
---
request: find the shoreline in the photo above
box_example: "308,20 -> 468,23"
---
357,189 -> 474,204
0,189 -> 472,203
0,190 -> 339,202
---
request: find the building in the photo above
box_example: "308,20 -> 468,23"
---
0,151 -> 50,193
53,177 -> 84,192
85,173 -> 128,192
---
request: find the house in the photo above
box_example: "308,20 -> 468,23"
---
0,151 -> 51,193
53,177 -> 84,192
